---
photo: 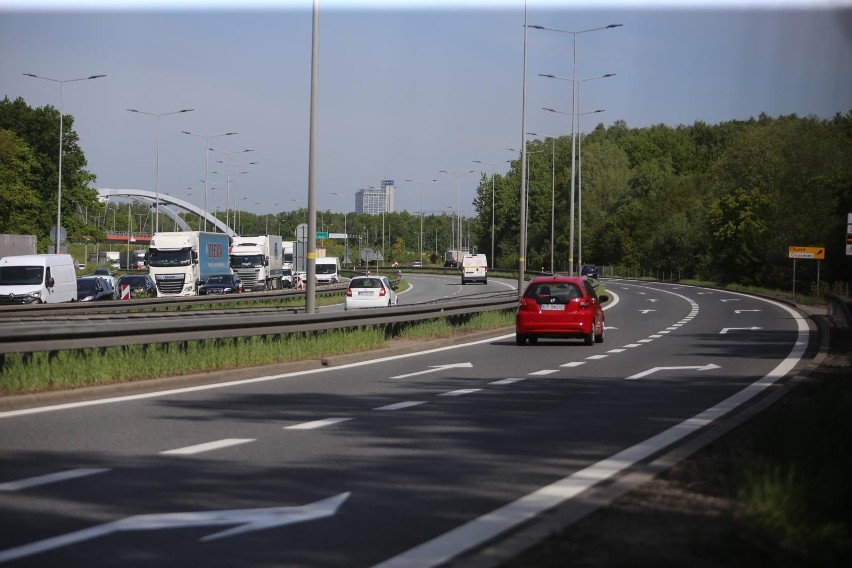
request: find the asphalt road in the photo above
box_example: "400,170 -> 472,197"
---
0,280 -> 816,567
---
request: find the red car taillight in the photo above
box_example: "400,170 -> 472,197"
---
519,297 -> 537,311
379,286 -> 387,297
346,288 -> 353,297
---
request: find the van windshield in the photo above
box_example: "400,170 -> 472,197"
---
316,263 -> 337,275
0,266 -> 44,285
148,249 -> 191,267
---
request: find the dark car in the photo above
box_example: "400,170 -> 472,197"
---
199,273 -> 244,295
515,275 -> 608,346
116,274 -> 157,298
76,276 -> 115,302
580,264 -> 599,279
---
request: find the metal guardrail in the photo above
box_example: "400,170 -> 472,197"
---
825,293 -> 852,329
0,294 -> 519,355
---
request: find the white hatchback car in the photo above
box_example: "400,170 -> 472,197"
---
344,275 -> 398,310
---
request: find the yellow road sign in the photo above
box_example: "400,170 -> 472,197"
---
788,246 -> 825,260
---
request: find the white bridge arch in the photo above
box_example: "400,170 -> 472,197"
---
97,188 -> 236,237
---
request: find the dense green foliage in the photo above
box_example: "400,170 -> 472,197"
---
2,95 -> 849,289
0,96 -> 104,251
472,113 -> 852,289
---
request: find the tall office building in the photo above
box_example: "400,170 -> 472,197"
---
355,180 -> 395,214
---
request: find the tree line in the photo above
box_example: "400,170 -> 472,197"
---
473,113 -> 852,290
2,94 -> 850,289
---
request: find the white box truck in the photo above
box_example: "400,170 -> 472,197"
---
148,232 -> 231,296
0,254 -> 77,304
315,256 -> 340,284
230,235 -> 284,291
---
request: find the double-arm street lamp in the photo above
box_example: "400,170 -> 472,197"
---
23,72 -> 106,253
403,179 -> 437,266
127,107 -> 194,233
182,130 -> 237,231
532,22 -> 620,273
438,170 -> 475,254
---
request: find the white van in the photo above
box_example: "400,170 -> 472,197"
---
461,253 -> 488,285
315,256 -> 340,284
0,254 -> 77,304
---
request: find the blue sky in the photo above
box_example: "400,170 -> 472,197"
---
1,1 -> 850,225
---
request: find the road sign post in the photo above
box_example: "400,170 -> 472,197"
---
788,245 -> 825,299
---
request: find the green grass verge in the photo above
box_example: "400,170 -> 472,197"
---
0,310 -> 515,395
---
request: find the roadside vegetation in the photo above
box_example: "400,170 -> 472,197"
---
0,309 -> 515,395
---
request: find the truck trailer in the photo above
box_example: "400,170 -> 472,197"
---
148,231 -> 231,296
230,234 -> 284,291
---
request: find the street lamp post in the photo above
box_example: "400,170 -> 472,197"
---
23,72 -> 106,253
331,190 -> 364,267
542,99 -> 607,274
522,135 -> 556,272
210,148 -> 254,230
403,179 -> 437,266
127,107 -> 194,233
506,146 -> 544,265
439,170 -> 474,255
532,22 -> 621,274
182,131 -> 237,231
473,160 -> 510,269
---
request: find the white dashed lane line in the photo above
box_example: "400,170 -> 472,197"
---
285,418 -> 352,430
373,401 -> 427,411
160,438 -> 254,456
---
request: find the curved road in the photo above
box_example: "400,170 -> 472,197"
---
0,280 -> 818,567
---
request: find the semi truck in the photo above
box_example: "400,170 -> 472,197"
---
230,234 -> 284,291
147,231 -> 231,297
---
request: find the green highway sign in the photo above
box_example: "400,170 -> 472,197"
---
316,232 -> 329,239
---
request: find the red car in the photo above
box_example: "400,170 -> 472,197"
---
515,275 -> 608,346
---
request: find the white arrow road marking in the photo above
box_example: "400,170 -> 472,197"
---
720,298 -> 741,302
0,492 -> 350,563
639,309 -> 656,314
734,309 -> 761,314
626,363 -> 721,380
647,299 -> 658,302
0,469 -> 110,492
391,363 -> 473,379
720,326 -> 763,334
